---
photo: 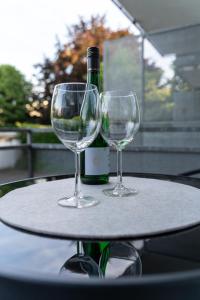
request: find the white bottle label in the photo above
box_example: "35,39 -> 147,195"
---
85,147 -> 109,176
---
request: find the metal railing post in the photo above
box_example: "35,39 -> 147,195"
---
26,130 -> 33,178
141,34 -> 145,122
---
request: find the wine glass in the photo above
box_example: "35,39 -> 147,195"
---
51,83 -> 101,208
59,241 -> 102,279
101,90 -> 140,197
99,242 -> 142,278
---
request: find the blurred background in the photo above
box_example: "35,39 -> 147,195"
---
1,0 -> 200,183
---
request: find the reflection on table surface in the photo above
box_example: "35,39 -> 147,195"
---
0,173 -> 200,279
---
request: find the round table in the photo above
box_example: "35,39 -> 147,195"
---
1,174 -> 200,241
1,173 -> 200,279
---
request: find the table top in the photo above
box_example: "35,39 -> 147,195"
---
1,173 -> 200,279
1,175 -> 200,241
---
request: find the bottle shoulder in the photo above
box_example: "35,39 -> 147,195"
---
88,133 -> 108,147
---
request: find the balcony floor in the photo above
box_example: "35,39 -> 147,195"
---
0,169 -> 50,185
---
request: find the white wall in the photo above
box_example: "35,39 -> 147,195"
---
0,139 -> 21,169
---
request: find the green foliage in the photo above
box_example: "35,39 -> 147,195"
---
144,62 -> 174,121
99,62 -> 104,92
16,122 -> 60,144
0,65 -> 32,126
53,116 -> 82,132
31,132 -> 60,143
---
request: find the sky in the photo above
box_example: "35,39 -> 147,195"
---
0,0 -> 135,81
0,0 -> 173,82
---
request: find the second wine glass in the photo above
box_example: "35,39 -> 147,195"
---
101,90 -> 140,197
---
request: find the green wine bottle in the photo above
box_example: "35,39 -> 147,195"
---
80,46 -> 109,185
83,241 -> 109,275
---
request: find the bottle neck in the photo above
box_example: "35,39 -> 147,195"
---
87,69 -> 100,92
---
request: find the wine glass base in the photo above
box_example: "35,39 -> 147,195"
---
58,195 -> 99,208
103,185 -> 138,197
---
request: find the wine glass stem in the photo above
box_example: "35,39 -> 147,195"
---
74,152 -> 81,205
117,149 -> 123,186
77,241 -> 84,256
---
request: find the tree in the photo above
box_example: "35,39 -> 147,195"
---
32,15 -> 130,124
0,65 -> 32,126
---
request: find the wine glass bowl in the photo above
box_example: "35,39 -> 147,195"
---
51,83 -> 101,208
99,242 -> 142,278
52,83 -> 100,153
59,241 -> 103,279
101,90 -> 140,197
60,254 -> 102,279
